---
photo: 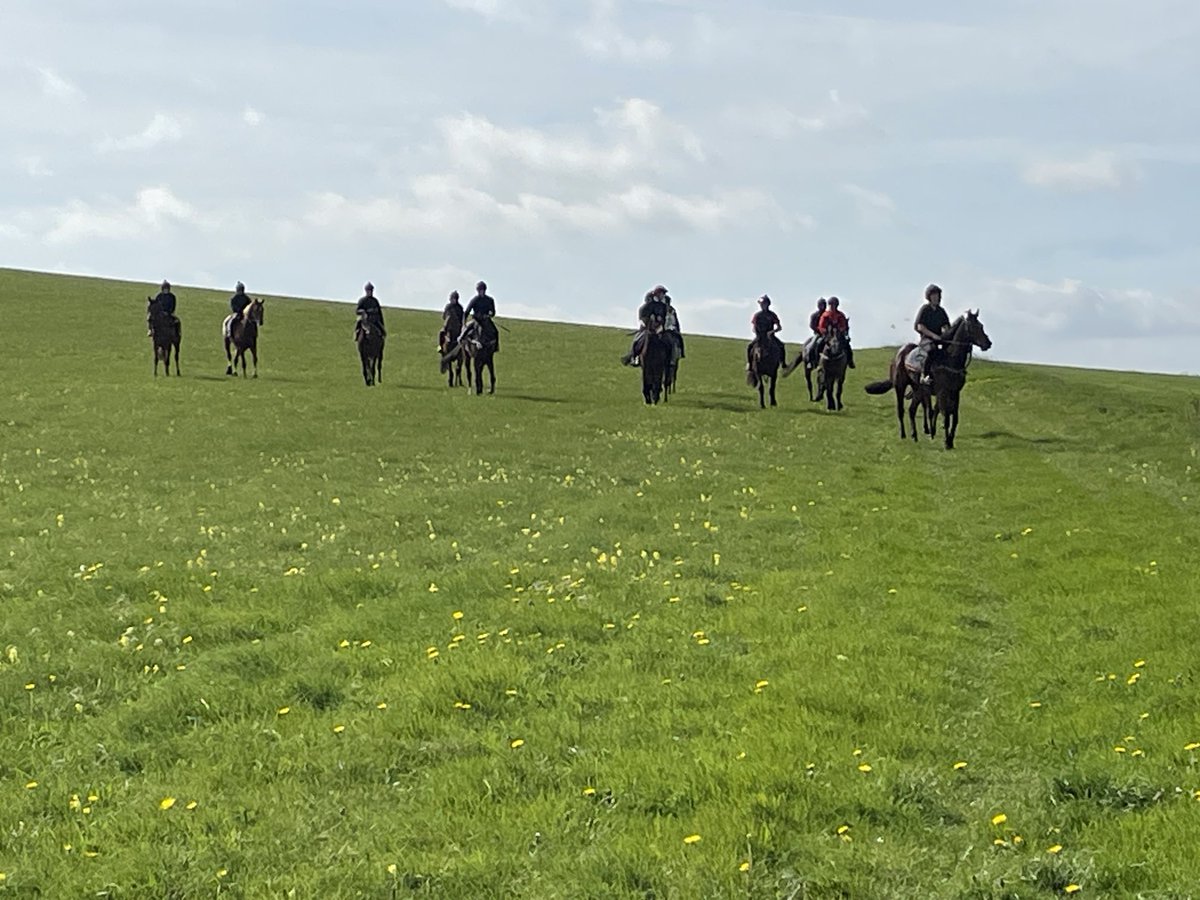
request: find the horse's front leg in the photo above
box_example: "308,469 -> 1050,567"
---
896,386 -> 907,439
487,361 -> 495,395
173,340 -> 181,376
768,374 -> 777,407
250,344 -> 258,378
908,396 -> 921,442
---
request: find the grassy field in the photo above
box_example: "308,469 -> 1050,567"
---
1,266 -> 1199,899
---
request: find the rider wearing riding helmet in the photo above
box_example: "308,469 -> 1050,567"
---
440,290 -> 464,350
355,281 -> 386,337
148,279 -> 179,337
462,280 -> 499,351
622,285 -> 669,366
747,295 -> 786,370
816,296 -> 854,368
913,283 -> 951,384
804,297 -> 827,367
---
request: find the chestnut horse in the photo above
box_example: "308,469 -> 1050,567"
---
864,310 -> 992,449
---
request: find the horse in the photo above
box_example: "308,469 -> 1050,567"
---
781,338 -> 818,400
863,310 -> 992,449
639,328 -> 670,405
457,318 -> 497,395
224,298 -> 264,378
663,331 -> 683,397
355,313 -> 384,387
815,329 -> 848,411
438,329 -> 466,388
146,297 -> 180,377
747,337 -> 783,408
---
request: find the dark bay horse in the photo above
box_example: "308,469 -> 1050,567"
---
816,329 -> 848,411
146,297 -> 180,377
747,338 -> 782,408
356,313 -> 384,386
663,331 -> 683,397
456,319 -> 496,395
439,330 -> 466,388
864,310 -> 992,449
639,328 -> 670,405
225,298 -> 264,378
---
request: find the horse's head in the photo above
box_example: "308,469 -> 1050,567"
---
248,298 -> 265,325
965,309 -> 991,352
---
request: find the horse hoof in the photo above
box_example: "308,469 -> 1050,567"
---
225,367 -> 234,376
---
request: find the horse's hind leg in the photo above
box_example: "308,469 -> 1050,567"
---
250,345 -> 258,378
895,386 -> 906,439
173,340 -> 181,376
769,374 -> 777,407
487,361 -> 495,395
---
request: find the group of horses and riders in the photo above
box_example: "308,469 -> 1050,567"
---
144,274 -> 991,447
146,279 -> 265,378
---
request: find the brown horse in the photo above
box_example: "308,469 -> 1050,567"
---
224,298 -> 264,378
747,338 -> 783,408
864,310 -> 992,449
356,313 -> 384,386
146,297 -> 180,377
815,329 -> 848,411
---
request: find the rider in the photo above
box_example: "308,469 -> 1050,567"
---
747,295 -> 786,370
461,280 -> 499,351
816,296 -> 855,368
225,281 -> 250,339
147,279 -> 179,337
803,298 -> 827,367
912,283 -> 952,384
662,289 -> 685,359
439,290 -> 464,351
622,285 -> 668,366
355,281 -> 386,337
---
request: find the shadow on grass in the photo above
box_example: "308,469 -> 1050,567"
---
977,429 -> 1072,447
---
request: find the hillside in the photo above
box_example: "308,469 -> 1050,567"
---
2,267 -> 1199,898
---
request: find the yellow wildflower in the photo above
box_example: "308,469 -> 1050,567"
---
159,797 -> 176,810
683,834 -> 701,844
991,813 -> 1007,826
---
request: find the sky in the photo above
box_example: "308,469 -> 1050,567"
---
3,0 -> 1198,374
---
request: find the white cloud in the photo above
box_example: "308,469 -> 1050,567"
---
243,106 -> 264,127
302,179 -> 788,239
842,183 -> 896,226
1022,150 -> 1144,191
439,0 -> 541,23
21,156 -> 53,177
728,90 -> 875,140
97,114 -> 184,153
438,98 -> 703,182
575,0 -> 671,61
37,67 -> 84,102
979,276 -> 1199,339
45,187 -> 208,245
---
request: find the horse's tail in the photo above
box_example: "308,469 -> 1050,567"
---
781,356 -> 802,378
746,369 -> 758,388
864,379 -> 892,395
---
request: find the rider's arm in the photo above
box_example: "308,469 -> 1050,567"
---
914,310 -> 940,341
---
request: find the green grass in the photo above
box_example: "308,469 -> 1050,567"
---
1,266 -> 1199,898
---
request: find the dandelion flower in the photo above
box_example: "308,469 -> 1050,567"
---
1185,742 -> 1200,751
739,861 -> 750,872
582,787 -> 596,796
452,610 -> 463,620
387,864 -> 397,875
25,781 -> 38,790
1064,886 -> 1081,894
277,706 -> 291,716
683,834 -> 701,844
186,801 -> 198,810
332,724 -> 345,734
952,761 -> 968,770
376,702 -> 388,710
857,763 -> 872,773
159,797 -> 176,810
991,813 -> 1007,826
510,738 -> 525,749
1047,844 -> 1063,854
754,679 -> 769,690
217,868 -> 228,878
